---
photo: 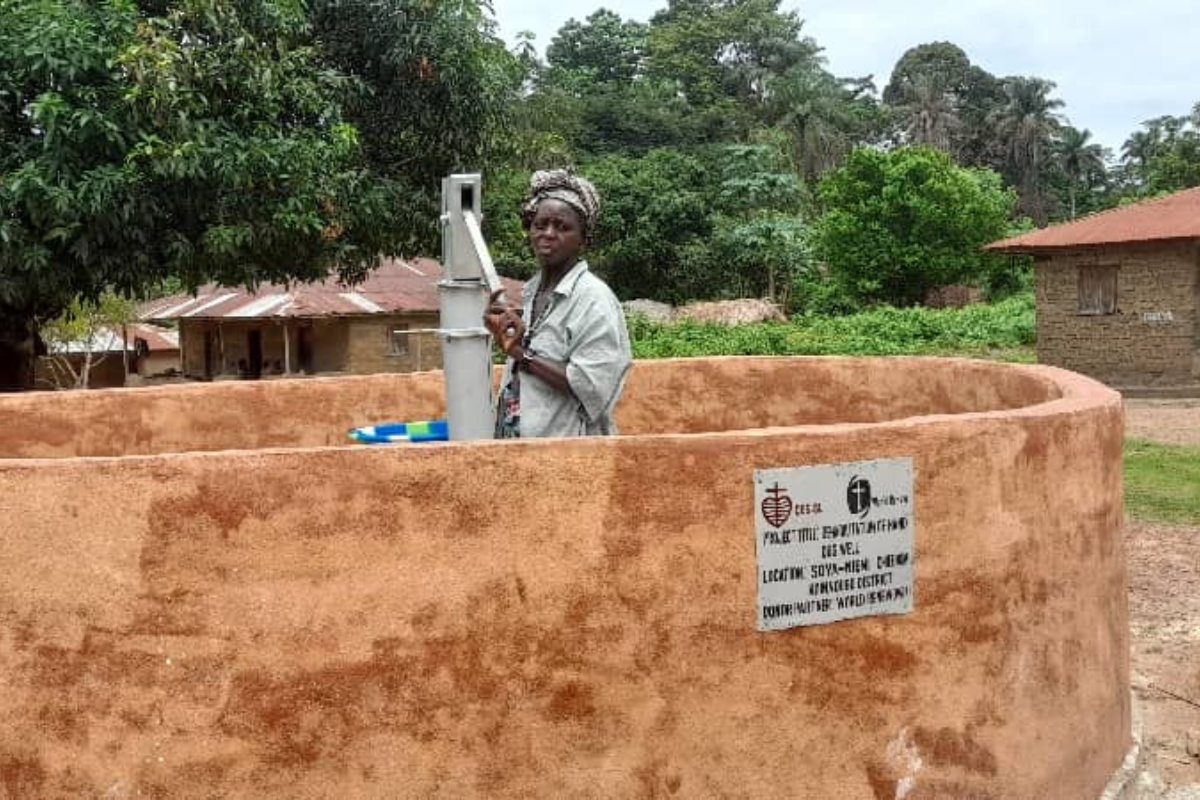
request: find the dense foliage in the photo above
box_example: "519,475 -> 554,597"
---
498,4 -> 1200,309
38,290 -> 135,389
0,0 -> 514,387
628,294 -> 1035,359
3,0 -> 1200,390
813,146 -> 1015,306
311,0 -> 519,253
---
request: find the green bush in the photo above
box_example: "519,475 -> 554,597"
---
812,146 -> 1016,307
629,294 -> 1035,360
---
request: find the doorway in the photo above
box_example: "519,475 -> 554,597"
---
247,329 -> 263,378
298,325 -> 314,374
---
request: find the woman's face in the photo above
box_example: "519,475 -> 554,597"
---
528,199 -> 584,270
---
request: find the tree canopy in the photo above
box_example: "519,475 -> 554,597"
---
5,0 -> 1200,390
813,146 -> 1015,306
0,0 -> 515,387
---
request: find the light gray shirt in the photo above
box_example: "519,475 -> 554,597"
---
500,260 -> 632,437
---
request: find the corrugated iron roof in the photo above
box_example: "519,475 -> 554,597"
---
50,323 -> 179,354
140,257 -> 520,321
987,185 -> 1200,252
131,323 -> 180,352
984,185 -> 1200,251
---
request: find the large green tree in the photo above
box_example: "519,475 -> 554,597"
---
813,146 -> 1015,306
644,0 -> 833,136
0,0 -> 386,387
1117,106 -> 1200,195
882,42 -> 974,106
528,9 -> 715,157
546,9 -> 647,85
990,76 -> 1064,225
311,0 -> 518,251
883,42 -> 1004,167
763,67 -> 882,183
1052,126 -> 1108,219
0,0 -> 514,389
893,74 -> 958,152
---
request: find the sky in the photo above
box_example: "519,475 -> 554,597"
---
489,0 -> 1200,157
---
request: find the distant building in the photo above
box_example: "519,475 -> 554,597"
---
987,187 -> 1200,391
35,324 -> 179,389
140,258 -> 521,381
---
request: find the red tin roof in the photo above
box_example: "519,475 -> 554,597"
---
987,185 -> 1200,253
140,258 -> 522,321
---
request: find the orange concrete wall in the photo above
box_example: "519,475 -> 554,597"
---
0,356 -> 1060,458
0,357 -> 1127,798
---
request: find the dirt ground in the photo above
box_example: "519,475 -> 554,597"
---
1125,399 -> 1200,446
1122,399 -> 1200,798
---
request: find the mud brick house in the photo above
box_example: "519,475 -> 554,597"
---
987,186 -> 1200,391
140,258 -> 519,381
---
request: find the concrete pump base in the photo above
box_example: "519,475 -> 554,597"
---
0,357 -> 1128,798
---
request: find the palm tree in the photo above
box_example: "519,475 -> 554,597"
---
767,66 -> 856,182
1121,128 -> 1158,170
895,74 -> 960,152
1055,126 -> 1106,218
991,76 -> 1064,225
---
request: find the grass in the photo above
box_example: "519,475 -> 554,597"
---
1124,439 -> 1200,525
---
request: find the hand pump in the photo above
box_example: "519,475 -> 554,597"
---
438,174 -> 505,440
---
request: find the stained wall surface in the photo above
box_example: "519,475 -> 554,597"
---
0,357 -> 1127,799
1,356 -> 1060,459
1034,241 -> 1200,387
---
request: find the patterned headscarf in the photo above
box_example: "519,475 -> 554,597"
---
520,169 -> 601,243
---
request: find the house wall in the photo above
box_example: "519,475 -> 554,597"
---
345,312 -> 442,374
1035,241 -> 1200,386
0,358 -> 1129,798
137,351 -> 179,377
179,323 -> 202,376
178,315 -> 442,379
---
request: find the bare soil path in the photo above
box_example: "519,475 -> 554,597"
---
1125,399 -> 1200,446
1122,399 -> 1200,798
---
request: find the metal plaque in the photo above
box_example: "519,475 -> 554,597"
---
754,458 -> 914,631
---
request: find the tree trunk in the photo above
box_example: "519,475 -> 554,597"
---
0,314 -> 36,391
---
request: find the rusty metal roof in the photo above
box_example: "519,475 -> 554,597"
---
130,323 -> 180,352
987,185 -> 1200,253
51,323 -> 179,354
140,257 -> 521,321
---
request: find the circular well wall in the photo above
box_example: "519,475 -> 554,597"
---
0,356 -> 1127,798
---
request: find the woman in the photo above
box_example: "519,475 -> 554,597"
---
483,170 -> 631,438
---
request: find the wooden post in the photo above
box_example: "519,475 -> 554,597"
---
121,323 -> 130,382
283,320 -> 291,374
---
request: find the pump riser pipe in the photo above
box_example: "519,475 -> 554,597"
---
441,336 -> 494,441
437,275 -> 494,441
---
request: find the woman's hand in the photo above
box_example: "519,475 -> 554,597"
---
483,288 -> 525,356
